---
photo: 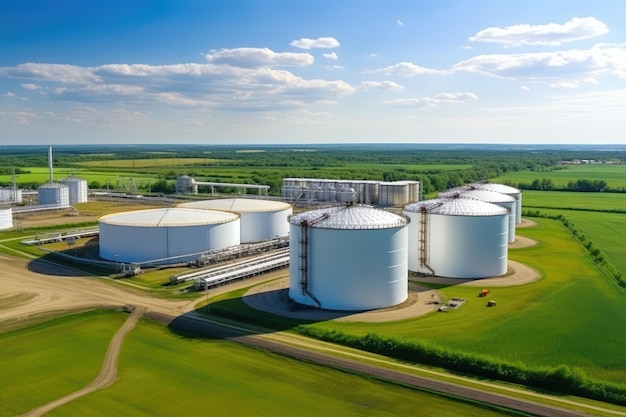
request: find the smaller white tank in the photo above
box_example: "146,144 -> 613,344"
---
0,208 -> 12,230
440,189 -> 516,243
176,175 -> 198,194
472,183 -> 522,224
59,176 -> 88,203
404,198 -> 509,279
0,188 -> 22,203
38,183 -> 69,207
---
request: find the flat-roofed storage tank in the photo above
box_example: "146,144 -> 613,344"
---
288,204 -> 408,311
99,208 -> 240,264
38,183 -> 69,207
440,188 -> 517,243
178,198 -> 292,243
404,198 -> 508,279
0,208 -> 12,230
472,183 -> 522,224
59,176 -> 88,204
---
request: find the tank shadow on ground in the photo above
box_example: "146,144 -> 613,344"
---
27,254 -> 91,277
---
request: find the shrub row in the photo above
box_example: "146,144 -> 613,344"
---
294,327 -> 626,406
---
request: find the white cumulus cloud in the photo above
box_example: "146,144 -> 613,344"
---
397,19 -> 404,27
290,37 -> 340,49
323,52 -> 338,60
385,92 -> 477,108
452,43 -> 626,82
370,61 -> 444,76
205,47 -> 314,67
469,17 -> 609,47
359,81 -> 404,92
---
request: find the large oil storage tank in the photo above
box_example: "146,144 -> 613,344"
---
404,198 -> 509,279
0,208 -> 12,230
59,176 -> 88,204
440,189 -> 517,243
378,182 -> 410,207
99,208 -> 240,264
178,198 -> 291,243
288,204 -> 408,311
471,183 -> 522,224
38,183 -> 69,207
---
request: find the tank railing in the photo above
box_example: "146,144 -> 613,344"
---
298,213 -> 330,308
419,206 -> 436,276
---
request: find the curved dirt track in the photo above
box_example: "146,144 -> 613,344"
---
21,307 -> 145,417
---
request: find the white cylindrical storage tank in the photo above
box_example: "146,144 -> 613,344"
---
440,189 -> 517,243
406,181 -> 421,204
0,208 -> 12,230
0,188 -> 22,203
38,183 -> 69,207
404,198 -> 508,279
179,198 -> 292,243
59,176 -> 88,203
472,183 -> 522,224
99,208 -> 240,264
288,205 -> 408,311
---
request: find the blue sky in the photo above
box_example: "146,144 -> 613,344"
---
2,0 -> 625,145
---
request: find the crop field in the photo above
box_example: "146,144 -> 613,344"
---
0,311 -> 510,417
495,164 -> 626,189
521,190 -> 626,275
0,167 -> 157,188
304,218 -> 626,384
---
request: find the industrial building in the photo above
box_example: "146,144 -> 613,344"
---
440,188 -> 517,243
282,178 -> 420,207
288,204 -> 409,311
404,197 -> 509,279
471,182 -> 522,224
0,208 -> 12,230
178,198 -> 292,243
59,176 -> 88,204
98,208 -> 240,265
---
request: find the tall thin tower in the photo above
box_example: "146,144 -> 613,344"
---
48,146 -> 53,184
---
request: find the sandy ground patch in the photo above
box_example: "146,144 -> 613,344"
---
509,235 -> 537,249
242,259 -> 541,323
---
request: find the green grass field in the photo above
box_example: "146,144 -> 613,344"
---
297,218 -> 626,384
74,157 -> 224,168
495,164 -> 626,189
0,311 -> 513,417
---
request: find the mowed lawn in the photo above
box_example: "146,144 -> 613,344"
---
1,313 -> 510,417
310,218 -> 626,384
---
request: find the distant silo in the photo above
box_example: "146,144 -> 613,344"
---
288,204 -> 408,311
59,176 -> 88,203
472,183 -> 522,224
378,182 -> 410,207
176,175 -> 198,194
404,198 -> 509,279
99,208 -> 240,264
0,188 -> 22,203
440,188 -> 517,243
178,198 -> 292,242
0,208 -> 12,230
38,183 -> 69,207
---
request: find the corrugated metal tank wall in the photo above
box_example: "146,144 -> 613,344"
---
288,207 -> 408,311
0,208 -> 13,230
38,184 -> 69,207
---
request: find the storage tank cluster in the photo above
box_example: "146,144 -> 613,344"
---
288,204 -> 409,311
0,207 -> 12,230
404,197 -> 509,279
99,208 -> 240,264
439,187 -> 517,243
178,198 -> 292,243
282,178 -> 419,207
59,176 -> 88,204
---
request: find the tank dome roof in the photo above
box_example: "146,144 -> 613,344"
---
290,204 -> 407,230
